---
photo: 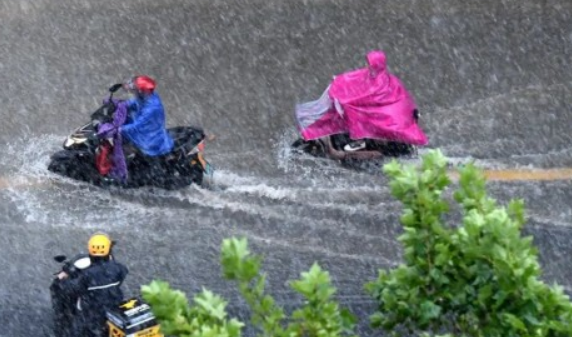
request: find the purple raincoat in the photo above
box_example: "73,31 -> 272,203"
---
97,100 -> 128,182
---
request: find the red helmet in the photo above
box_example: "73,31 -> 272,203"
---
132,75 -> 156,94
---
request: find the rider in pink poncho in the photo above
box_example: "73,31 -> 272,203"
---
296,50 -> 428,151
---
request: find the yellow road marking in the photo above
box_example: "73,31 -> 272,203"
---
449,168 -> 572,182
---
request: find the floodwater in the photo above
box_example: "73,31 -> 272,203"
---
0,1 -> 571,336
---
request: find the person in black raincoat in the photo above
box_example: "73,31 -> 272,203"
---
57,233 -> 128,337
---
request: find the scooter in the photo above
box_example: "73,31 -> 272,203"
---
48,83 -> 214,190
291,132 -> 418,162
50,253 -> 163,337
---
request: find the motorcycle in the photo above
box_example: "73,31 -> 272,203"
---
50,253 -> 163,337
48,83 -> 214,190
291,109 -> 421,162
50,253 -> 91,337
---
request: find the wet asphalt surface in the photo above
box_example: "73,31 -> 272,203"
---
0,1 -> 571,336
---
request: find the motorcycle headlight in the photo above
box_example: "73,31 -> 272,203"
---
63,135 -> 88,149
64,138 -> 75,148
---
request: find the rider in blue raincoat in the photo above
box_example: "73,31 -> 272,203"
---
120,75 -> 174,156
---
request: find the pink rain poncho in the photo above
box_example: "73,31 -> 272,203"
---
296,51 -> 428,145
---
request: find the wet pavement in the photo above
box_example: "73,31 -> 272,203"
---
0,1 -> 571,336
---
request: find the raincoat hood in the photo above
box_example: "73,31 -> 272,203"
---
367,50 -> 386,76
328,50 -> 396,106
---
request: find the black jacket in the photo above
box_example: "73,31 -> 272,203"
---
64,257 -> 129,315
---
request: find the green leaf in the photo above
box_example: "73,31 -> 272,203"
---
503,313 -> 526,331
420,300 -> 442,322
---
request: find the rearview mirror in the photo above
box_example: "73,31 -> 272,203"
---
109,83 -> 123,93
54,255 -> 67,263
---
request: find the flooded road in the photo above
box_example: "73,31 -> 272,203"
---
0,1 -> 571,335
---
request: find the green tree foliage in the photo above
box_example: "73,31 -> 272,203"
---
142,149 -> 572,337
142,237 -> 357,337
366,149 -> 572,336
221,237 -> 357,337
141,281 -> 243,337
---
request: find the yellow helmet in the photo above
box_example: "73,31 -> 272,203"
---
88,233 -> 112,257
